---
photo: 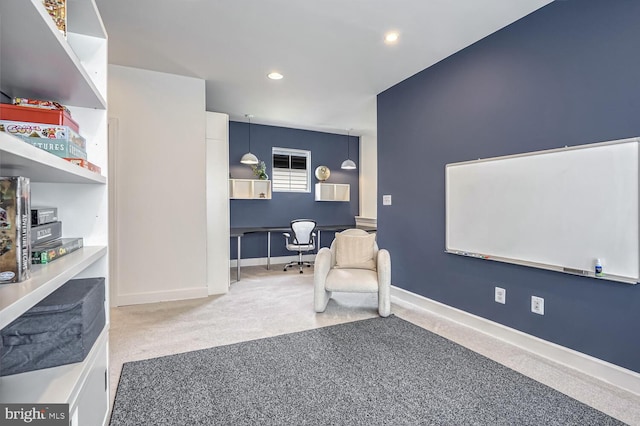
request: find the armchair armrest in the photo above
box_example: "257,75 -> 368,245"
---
376,249 -> 391,317
313,247 -> 333,312
377,249 -> 391,284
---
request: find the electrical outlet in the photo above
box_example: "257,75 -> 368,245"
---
494,287 -> 506,304
531,296 -> 545,315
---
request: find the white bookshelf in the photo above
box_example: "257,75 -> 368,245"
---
0,1 -> 106,109
0,1 -> 110,424
0,246 -> 107,329
230,178 -> 272,199
0,329 -> 108,426
315,183 -> 350,201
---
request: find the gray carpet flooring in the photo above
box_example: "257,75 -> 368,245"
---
109,315 -> 624,425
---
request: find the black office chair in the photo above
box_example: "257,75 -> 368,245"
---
283,219 -> 317,273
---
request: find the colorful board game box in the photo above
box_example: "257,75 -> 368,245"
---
41,0 -> 67,38
22,138 -> 87,160
0,119 -> 86,150
0,103 -> 79,132
32,237 -> 83,265
0,177 -> 31,283
64,158 -> 102,174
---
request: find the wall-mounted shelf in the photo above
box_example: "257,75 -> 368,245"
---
315,183 -> 350,202
230,179 -> 272,199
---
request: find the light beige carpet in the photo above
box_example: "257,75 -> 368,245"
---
109,265 -> 640,425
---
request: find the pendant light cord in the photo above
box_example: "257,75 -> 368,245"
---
245,113 -> 253,152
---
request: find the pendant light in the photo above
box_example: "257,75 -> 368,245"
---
341,129 -> 357,170
240,114 -> 259,165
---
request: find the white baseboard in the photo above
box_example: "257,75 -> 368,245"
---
230,254 -> 315,268
115,286 -> 209,306
391,286 -> 640,396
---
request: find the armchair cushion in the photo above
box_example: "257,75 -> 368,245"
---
325,268 -> 379,292
334,232 -> 376,270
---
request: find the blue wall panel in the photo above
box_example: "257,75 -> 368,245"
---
377,0 -> 640,372
229,121 -> 359,259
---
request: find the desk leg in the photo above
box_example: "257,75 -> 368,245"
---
237,235 -> 241,281
267,231 -> 271,270
317,230 -> 321,251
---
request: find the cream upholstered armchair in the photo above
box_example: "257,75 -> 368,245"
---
313,229 -> 391,317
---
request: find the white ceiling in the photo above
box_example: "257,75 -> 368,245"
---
95,0 -> 551,136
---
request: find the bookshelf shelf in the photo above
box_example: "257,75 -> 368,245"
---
0,246 -> 107,329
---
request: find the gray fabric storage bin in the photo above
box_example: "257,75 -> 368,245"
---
0,277 -> 105,376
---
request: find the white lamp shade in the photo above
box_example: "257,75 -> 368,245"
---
341,159 -> 357,170
241,152 -> 259,165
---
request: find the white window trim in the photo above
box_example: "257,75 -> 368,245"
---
272,147 -> 311,193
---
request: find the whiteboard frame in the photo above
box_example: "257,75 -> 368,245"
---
445,137 -> 640,285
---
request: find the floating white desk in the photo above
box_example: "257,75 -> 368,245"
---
230,224 -> 376,281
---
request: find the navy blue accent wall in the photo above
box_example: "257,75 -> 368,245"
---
377,0 -> 640,373
229,121 -> 359,259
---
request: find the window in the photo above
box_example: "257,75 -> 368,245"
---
272,148 -> 311,192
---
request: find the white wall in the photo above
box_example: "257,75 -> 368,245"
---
359,132 -> 378,220
109,65 -> 208,305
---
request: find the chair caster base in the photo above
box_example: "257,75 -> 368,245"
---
284,261 -> 313,274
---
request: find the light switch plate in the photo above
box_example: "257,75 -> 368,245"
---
383,195 -> 392,206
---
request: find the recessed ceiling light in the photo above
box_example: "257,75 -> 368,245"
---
384,32 -> 399,44
268,72 -> 283,80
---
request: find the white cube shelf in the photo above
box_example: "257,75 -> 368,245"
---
229,179 -> 272,199
315,183 -> 350,202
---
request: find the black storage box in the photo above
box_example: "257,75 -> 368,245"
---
0,277 -> 105,376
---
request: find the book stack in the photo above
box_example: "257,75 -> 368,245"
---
31,206 -> 83,265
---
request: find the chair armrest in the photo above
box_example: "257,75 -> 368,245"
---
377,249 -> 392,317
283,232 -> 291,238
313,247 -> 332,285
377,249 -> 391,287
314,247 -> 333,312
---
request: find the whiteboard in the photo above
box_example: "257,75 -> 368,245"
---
445,137 -> 640,284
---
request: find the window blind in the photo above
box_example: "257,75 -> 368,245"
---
272,149 -> 310,192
